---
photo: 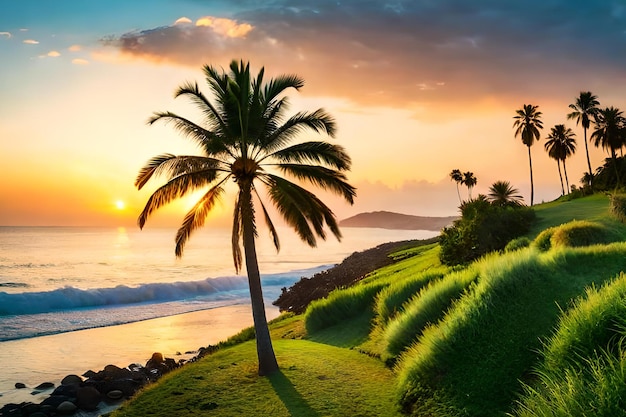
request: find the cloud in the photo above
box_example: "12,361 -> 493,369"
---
195,16 -> 253,38
174,17 -> 192,25
0,32 -> 11,39
68,44 -> 81,52
23,39 -> 39,44
72,58 -> 89,65
47,50 -> 60,57
102,1 -> 626,113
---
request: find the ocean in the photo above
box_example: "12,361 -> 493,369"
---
0,225 -> 437,407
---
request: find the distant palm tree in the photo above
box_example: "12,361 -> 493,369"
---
135,60 -> 355,375
513,104 -> 543,206
591,107 -> 626,186
544,124 -> 577,195
462,171 -> 477,199
487,180 -> 524,207
567,92 -> 600,184
449,169 -> 463,203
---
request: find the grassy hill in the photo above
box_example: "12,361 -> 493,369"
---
110,194 -> 626,417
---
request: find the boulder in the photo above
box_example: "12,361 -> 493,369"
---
107,389 -> 124,400
76,386 -> 101,411
56,400 -> 77,414
41,394 -> 71,408
14,382 -> 26,389
102,364 -> 132,380
52,383 -> 78,397
61,374 -> 83,385
34,382 -> 54,390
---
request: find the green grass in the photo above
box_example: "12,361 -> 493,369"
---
108,194 -> 626,417
111,339 -> 403,417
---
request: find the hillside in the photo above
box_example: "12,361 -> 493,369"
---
340,211 -> 457,230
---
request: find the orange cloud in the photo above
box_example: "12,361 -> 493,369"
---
23,39 -> 39,44
72,58 -> 89,65
68,44 -> 81,52
174,17 -> 192,25
195,16 -> 253,38
47,50 -> 60,57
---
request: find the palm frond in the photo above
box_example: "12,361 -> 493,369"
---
254,188 -> 280,252
137,172 -> 222,229
262,174 -> 343,246
175,184 -> 225,257
174,81 -> 227,133
263,74 -> 305,104
148,111 -> 234,157
266,141 -> 351,171
263,109 -> 336,152
135,155 -> 225,189
273,164 -> 356,204
231,193 -> 243,273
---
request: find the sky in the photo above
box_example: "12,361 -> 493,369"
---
1,0 -> 625,227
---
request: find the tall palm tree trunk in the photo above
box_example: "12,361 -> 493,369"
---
583,127 -> 593,188
455,184 -> 461,204
556,159 -> 564,195
562,160 -> 570,194
241,183 -> 279,376
527,145 -> 534,206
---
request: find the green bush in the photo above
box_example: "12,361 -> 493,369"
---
439,196 -> 536,265
550,220 -> 615,248
505,236 -> 531,252
533,227 -> 556,251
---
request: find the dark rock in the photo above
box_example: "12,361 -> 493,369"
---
34,382 -> 55,390
52,383 -> 78,397
29,412 -> 49,417
107,389 -> 124,400
61,374 -> 83,385
146,352 -> 164,368
0,403 -> 21,416
20,402 -> 41,415
76,386 -> 101,411
41,395 -> 71,408
14,382 -> 26,389
82,370 -> 98,379
56,400 -> 77,414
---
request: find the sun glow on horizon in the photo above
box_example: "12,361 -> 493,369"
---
115,200 -> 125,210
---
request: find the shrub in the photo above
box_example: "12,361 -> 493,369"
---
550,220 -> 614,248
505,236 -> 531,252
439,196 -> 536,265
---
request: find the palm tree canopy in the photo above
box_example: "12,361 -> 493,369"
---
136,60 -> 356,271
487,180 -> 524,207
513,104 -> 544,147
462,171 -> 477,188
450,169 -> 463,183
567,91 -> 600,129
591,106 -> 626,157
544,124 -> 577,161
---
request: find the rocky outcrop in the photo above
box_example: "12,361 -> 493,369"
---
0,352 -> 185,417
273,238 -> 437,314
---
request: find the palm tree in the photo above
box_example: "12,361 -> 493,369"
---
513,104 -> 543,206
449,169 -> 463,203
567,92 -> 599,184
487,180 -> 524,207
135,60 -> 355,375
591,107 -> 626,186
462,171 -> 477,199
544,124 -> 577,195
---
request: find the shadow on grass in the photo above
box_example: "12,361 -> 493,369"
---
269,370 -> 320,417
306,312 -> 373,348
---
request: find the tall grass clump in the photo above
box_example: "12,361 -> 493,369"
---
304,280 -> 390,333
541,272 -> 626,372
395,244 -> 626,417
381,267 -> 479,363
533,220 -> 617,251
610,193 -> 626,223
374,269 -> 447,324
513,346 -> 626,417
511,273 -> 626,416
505,236 -> 531,252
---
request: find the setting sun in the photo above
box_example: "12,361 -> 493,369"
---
115,200 -> 125,210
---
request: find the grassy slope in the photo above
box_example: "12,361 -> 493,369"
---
110,194 -> 626,417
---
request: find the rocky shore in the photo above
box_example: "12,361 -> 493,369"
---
0,347 -> 218,417
273,237 -> 437,314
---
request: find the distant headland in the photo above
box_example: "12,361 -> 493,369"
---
339,211 -> 457,231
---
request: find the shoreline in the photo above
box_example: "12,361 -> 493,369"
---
0,304 -> 280,410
